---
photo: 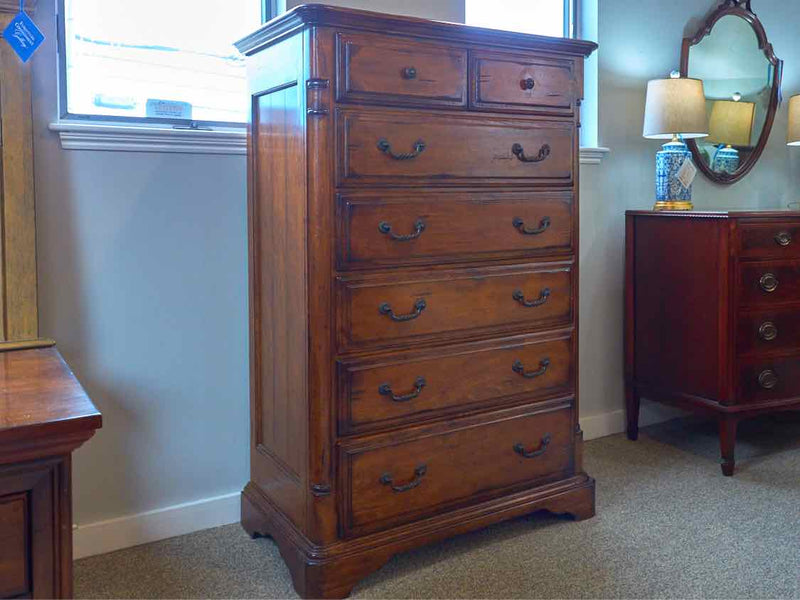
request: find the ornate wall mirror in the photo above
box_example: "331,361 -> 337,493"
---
680,0 -> 783,184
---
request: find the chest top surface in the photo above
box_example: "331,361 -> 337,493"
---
236,3 -> 598,57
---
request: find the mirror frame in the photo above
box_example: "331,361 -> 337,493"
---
680,0 -> 783,185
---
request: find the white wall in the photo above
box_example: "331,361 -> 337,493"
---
30,1 -> 249,527
26,0 -> 800,552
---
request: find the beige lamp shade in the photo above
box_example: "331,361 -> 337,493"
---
643,77 -> 709,139
706,99 -> 755,147
788,94 -> 800,146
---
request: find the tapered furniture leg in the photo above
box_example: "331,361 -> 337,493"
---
719,418 -> 738,476
626,385 -> 640,441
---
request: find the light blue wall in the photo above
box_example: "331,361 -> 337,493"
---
579,0 -> 800,422
31,1 -> 249,523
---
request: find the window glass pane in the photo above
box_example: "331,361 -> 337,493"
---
465,0 -> 565,38
63,0 -> 261,123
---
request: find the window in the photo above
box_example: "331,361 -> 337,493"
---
58,0 -> 264,126
465,0 -> 574,38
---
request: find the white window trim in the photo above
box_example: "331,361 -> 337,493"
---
49,121 -> 246,155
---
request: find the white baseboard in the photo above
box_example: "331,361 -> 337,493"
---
73,491 -> 241,559
581,404 -> 684,441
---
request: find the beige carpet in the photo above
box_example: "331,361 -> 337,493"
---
75,415 -> 800,599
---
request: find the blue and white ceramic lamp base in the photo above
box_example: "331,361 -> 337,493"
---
654,138 -> 694,211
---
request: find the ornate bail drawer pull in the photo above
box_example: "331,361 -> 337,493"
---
775,231 -> 792,247
759,272 -> 779,293
380,465 -> 427,493
377,138 -> 426,160
379,298 -> 427,322
758,369 -> 778,390
512,287 -> 551,307
520,77 -> 535,90
378,376 -> 426,402
758,321 -> 778,341
513,216 -> 551,235
378,219 -> 426,241
511,143 -> 551,163
402,66 -> 417,79
513,434 -> 551,459
512,358 -> 550,379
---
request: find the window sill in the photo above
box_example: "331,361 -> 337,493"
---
49,121 -> 247,155
579,147 -> 610,165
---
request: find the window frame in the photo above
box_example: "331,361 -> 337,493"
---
56,0 -> 271,128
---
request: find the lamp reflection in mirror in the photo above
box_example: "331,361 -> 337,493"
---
643,73 -> 709,210
707,93 -> 755,174
788,94 -> 800,146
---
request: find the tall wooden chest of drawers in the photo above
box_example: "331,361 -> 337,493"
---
236,6 -> 597,598
626,210 -> 800,476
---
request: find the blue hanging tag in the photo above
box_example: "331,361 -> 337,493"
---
3,3 -> 44,63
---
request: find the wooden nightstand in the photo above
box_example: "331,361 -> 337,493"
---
0,344 -> 101,598
625,209 -> 800,475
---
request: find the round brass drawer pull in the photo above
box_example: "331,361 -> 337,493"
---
775,231 -> 792,247
759,272 -> 779,293
402,66 -> 417,80
758,321 -> 778,341
521,77 -> 535,90
758,369 -> 778,390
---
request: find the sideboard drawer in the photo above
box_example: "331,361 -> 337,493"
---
470,51 -> 577,115
736,307 -> 800,356
336,263 -> 573,351
738,262 -> 800,306
337,334 -> 574,434
338,109 -> 574,186
339,403 -> 573,537
738,221 -> 800,259
337,191 -> 573,269
336,32 -> 467,108
738,355 -> 800,404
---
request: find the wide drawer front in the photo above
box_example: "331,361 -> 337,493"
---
338,333 -> 573,434
738,262 -> 800,306
470,51 -> 578,115
337,191 -> 573,269
738,221 -> 800,259
736,307 -> 800,356
339,402 -> 574,537
336,32 -> 468,108
336,263 -> 573,351
738,355 -> 800,404
338,109 -> 574,186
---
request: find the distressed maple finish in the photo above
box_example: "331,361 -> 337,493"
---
0,346 -> 101,598
625,210 -> 800,477
237,5 -> 596,598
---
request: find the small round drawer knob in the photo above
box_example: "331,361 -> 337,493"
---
759,272 -> 779,293
758,369 -> 779,390
520,77 -> 535,90
402,67 -> 417,79
775,231 -> 792,247
758,321 -> 778,341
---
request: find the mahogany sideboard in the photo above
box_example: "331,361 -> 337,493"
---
0,345 -> 101,598
237,5 -> 597,598
625,209 -> 800,476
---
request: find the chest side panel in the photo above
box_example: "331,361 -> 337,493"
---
632,216 -> 727,401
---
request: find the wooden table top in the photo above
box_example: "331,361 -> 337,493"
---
0,346 -> 101,459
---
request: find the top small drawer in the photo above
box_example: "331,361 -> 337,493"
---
336,33 -> 468,108
470,51 -> 578,115
738,221 -> 800,259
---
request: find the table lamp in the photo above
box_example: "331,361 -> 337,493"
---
788,94 -> 800,146
643,73 -> 709,210
707,93 -> 755,174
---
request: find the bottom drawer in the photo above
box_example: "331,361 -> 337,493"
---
739,355 -> 800,404
339,402 -> 574,537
